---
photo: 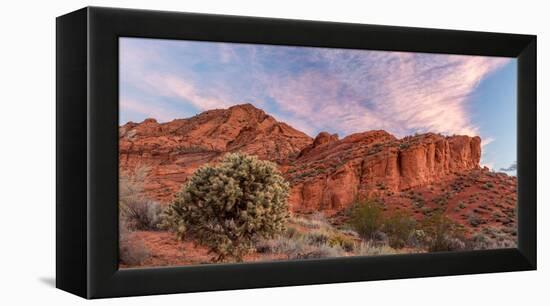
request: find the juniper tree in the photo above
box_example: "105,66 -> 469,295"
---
160,153 -> 290,262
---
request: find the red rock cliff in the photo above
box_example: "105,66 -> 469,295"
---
286,132 -> 481,213
119,104 -> 312,201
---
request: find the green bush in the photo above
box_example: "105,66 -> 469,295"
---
348,199 -> 417,249
419,213 -> 466,252
348,199 -> 384,240
160,153 -> 290,262
383,212 -> 416,249
328,233 -> 356,252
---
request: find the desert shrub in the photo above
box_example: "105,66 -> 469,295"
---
383,212 -> 416,249
348,199 -> 384,240
468,212 -> 483,227
160,153 -> 290,262
469,227 -> 516,250
119,165 -> 162,231
284,226 -> 303,239
407,229 -> 427,248
419,213 -> 466,252
310,211 -> 329,223
348,199 -> 421,249
256,235 -> 345,260
255,236 -> 307,257
295,244 -> 345,259
328,233 -> 356,252
119,223 -> 151,266
357,241 -> 397,256
290,213 -> 329,230
371,230 -> 389,245
119,235 -> 151,266
339,229 -> 360,238
421,207 -> 432,215
304,231 -> 331,246
413,199 -> 425,209
120,198 -> 163,231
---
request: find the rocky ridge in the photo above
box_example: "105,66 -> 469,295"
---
120,103 -> 510,225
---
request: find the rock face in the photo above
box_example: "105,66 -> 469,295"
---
119,104 -> 312,201
119,104 -> 482,213
286,131 -> 481,213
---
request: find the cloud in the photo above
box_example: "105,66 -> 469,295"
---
119,39 -> 235,120
481,137 -> 495,148
257,49 -> 509,138
119,38 -> 511,143
142,73 -> 231,111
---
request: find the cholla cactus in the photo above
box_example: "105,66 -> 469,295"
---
160,153 -> 290,262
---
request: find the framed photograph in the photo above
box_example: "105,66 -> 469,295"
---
56,6 -> 537,299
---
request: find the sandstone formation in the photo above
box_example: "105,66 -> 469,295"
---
119,104 -> 484,214
287,132 -> 481,212
119,104 -> 312,200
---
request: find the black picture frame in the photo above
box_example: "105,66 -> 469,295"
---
56,6 -> 537,299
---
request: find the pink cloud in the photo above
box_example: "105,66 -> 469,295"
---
142,73 -> 231,111
261,50 -> 510,138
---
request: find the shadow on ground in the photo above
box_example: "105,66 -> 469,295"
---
38,277 -> 55,287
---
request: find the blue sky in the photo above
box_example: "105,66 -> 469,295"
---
120,37 -> 517,174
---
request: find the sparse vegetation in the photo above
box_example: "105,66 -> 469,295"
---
383,212 -> 416,249
255,223 -> 349,260
419,213 -> 466,252
470,227 -> 516,250
468,212 -> 483,227
399,143 -> 410,150
121,199 -> 163,231
347,199 -> 417,249
119,221 -> 151,266
328,234 -> 356,252
304,231 -> 331,246
119,165 -> 163,231
357,241 -> 398,256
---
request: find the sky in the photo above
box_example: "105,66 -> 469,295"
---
119,37 -> 517,175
